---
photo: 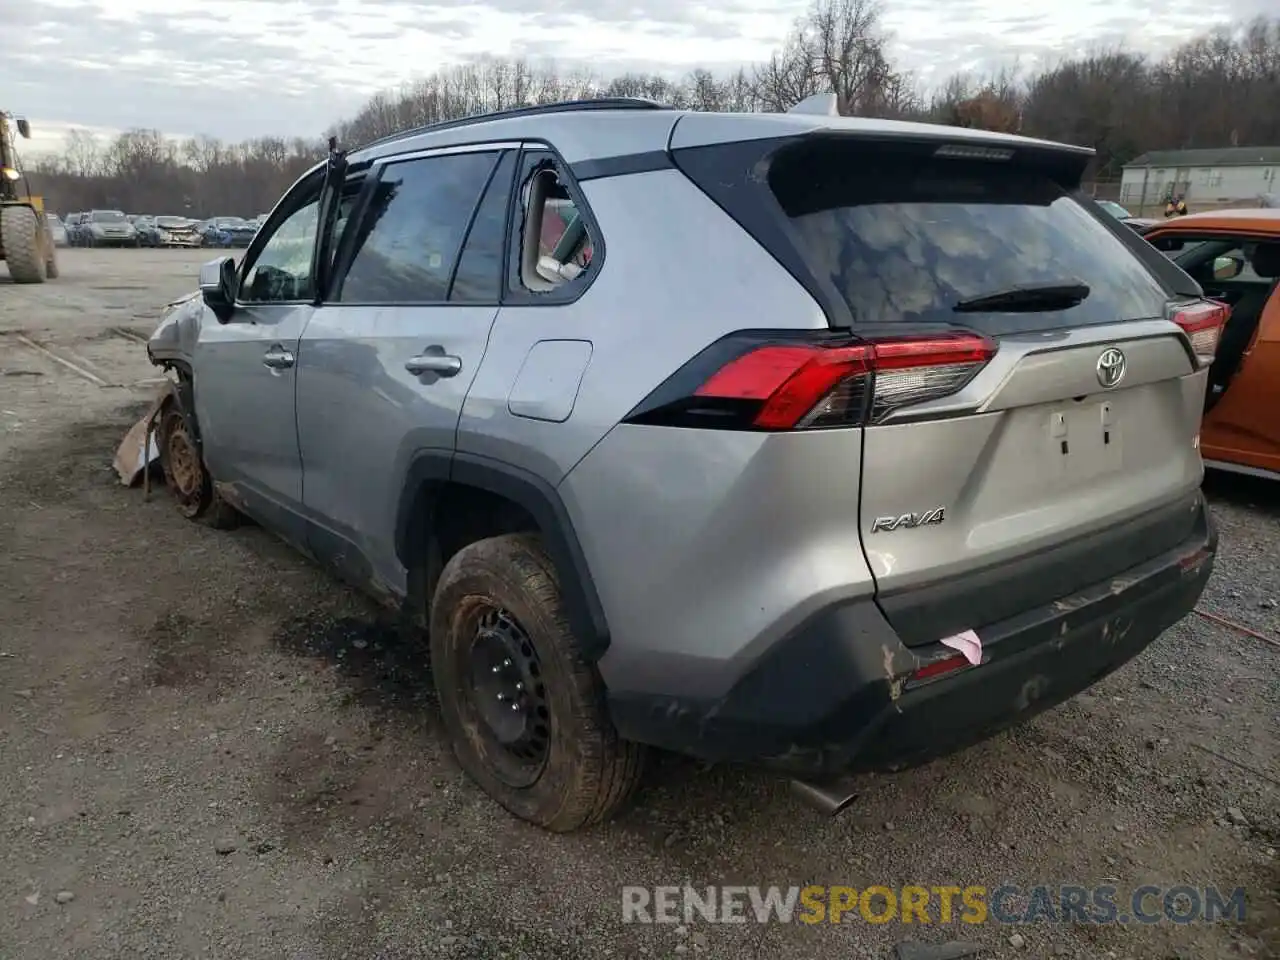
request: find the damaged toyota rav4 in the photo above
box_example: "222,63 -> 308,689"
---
144,96 -> 1218,831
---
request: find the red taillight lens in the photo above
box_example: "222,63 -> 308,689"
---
907,653 -> 973,686
691,333 -> 995,430
1170,299 -> 1229,367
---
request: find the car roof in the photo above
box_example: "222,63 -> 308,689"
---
1149,208 -> 1280,233
348,98 -> 1090,167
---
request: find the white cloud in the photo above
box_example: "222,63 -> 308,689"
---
0,0 -> 1269,155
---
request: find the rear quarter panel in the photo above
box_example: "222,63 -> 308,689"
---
456,167 -> 830,483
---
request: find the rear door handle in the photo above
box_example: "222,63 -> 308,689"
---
262,346 -> 294,369
405,351 -> 462,377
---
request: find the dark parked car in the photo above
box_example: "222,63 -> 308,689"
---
64,213 -> 88,246
134,216 -> 159,246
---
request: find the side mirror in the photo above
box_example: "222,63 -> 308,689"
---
199,256 -> 238,324
1212,255 -> 1245,281
15,118 -> 31,139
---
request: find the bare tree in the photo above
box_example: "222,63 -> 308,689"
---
753,27 -> 822,112
62,129 -> 102,178
808,0 -> 898,114
29,16 -> 1280,215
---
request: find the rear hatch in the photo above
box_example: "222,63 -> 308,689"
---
672,123 -> 1216,646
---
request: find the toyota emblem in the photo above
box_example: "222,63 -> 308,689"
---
1096,347 -> 1126,388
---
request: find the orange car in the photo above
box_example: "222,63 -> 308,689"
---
1144,209 -> 1280,480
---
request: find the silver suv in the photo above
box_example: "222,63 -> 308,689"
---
147,97 -> 1220,831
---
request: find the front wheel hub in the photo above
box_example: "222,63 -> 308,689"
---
165,418 -> 202,501
465,607 -> 551,786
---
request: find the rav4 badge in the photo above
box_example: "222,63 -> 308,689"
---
870,507 -> 946,533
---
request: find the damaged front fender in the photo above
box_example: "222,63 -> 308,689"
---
113,381 -> 176,486
147,291 -> 203,368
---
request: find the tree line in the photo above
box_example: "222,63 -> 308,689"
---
28,0 -> 1280,217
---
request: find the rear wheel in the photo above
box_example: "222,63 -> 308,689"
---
157,404 -> 240,529
1,205 -> 48,283
430,534 -> 645,831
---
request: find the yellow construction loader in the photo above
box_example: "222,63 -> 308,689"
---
1,111 -> 58,283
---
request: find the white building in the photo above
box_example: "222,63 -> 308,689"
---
1120,146 -> 1280,213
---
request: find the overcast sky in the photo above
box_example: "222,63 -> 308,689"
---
3,0 -> 1274,155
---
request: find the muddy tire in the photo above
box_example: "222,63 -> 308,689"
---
156,405 -> 240,529
1,205 -> 47,283
430,533 -> 645,831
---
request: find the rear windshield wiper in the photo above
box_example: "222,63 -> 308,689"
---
952,281 -> 1091,313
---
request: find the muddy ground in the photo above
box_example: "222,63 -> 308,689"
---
0,249 -> 1276,959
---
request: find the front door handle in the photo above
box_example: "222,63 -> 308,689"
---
405,350 -> 462,377
262,346 -> 295,370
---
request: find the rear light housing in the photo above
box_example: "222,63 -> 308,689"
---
624,331 -> 997,431
905,652 -> 974,688
1169,299 -> 1229,368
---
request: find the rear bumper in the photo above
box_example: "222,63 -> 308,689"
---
608,494 -> 1216,776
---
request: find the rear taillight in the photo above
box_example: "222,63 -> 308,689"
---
626,332 -> 997,431
1170,299 -> 1229,367
906,653 -> 973,687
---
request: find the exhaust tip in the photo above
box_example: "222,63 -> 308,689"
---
790,777 -> 859,816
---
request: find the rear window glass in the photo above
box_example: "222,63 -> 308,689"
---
770,150 -> 1170,332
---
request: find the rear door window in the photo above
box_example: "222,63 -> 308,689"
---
770,147 -> 1171,335
449,150 -> 515,304
335,150 -> 500,304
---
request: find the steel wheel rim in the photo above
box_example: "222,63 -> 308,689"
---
165,417 -> 202,506
461,605 -> 552,788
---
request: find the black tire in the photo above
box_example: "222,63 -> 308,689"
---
1,205 -> 47,283
430,533 -> 645,831
156,405 -> 240,529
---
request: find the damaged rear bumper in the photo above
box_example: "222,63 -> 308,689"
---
608,494 -> 1216,776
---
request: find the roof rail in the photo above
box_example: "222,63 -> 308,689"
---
360,97 -> 671,151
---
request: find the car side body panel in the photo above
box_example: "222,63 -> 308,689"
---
560,425 -> 876,702
1145,210 -> 1280,479
455,168 -> 829,485
1201,286 -> 1280,476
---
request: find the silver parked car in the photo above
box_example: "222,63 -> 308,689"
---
84,209 -> 139,247
154,215 -> 203,247
145,97 -> 1220,831
46,213 -> 68,246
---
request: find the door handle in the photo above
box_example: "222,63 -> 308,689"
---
405,351 -> 462,377
262,347 -> 295,370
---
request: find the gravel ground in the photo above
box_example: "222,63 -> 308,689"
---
0,249 -> 1277,959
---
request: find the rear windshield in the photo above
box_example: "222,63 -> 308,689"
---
769,148 -> 1170,333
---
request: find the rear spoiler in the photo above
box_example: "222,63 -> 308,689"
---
670,112 -> 1095,189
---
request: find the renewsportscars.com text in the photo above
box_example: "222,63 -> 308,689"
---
621,884 -> 1246,925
